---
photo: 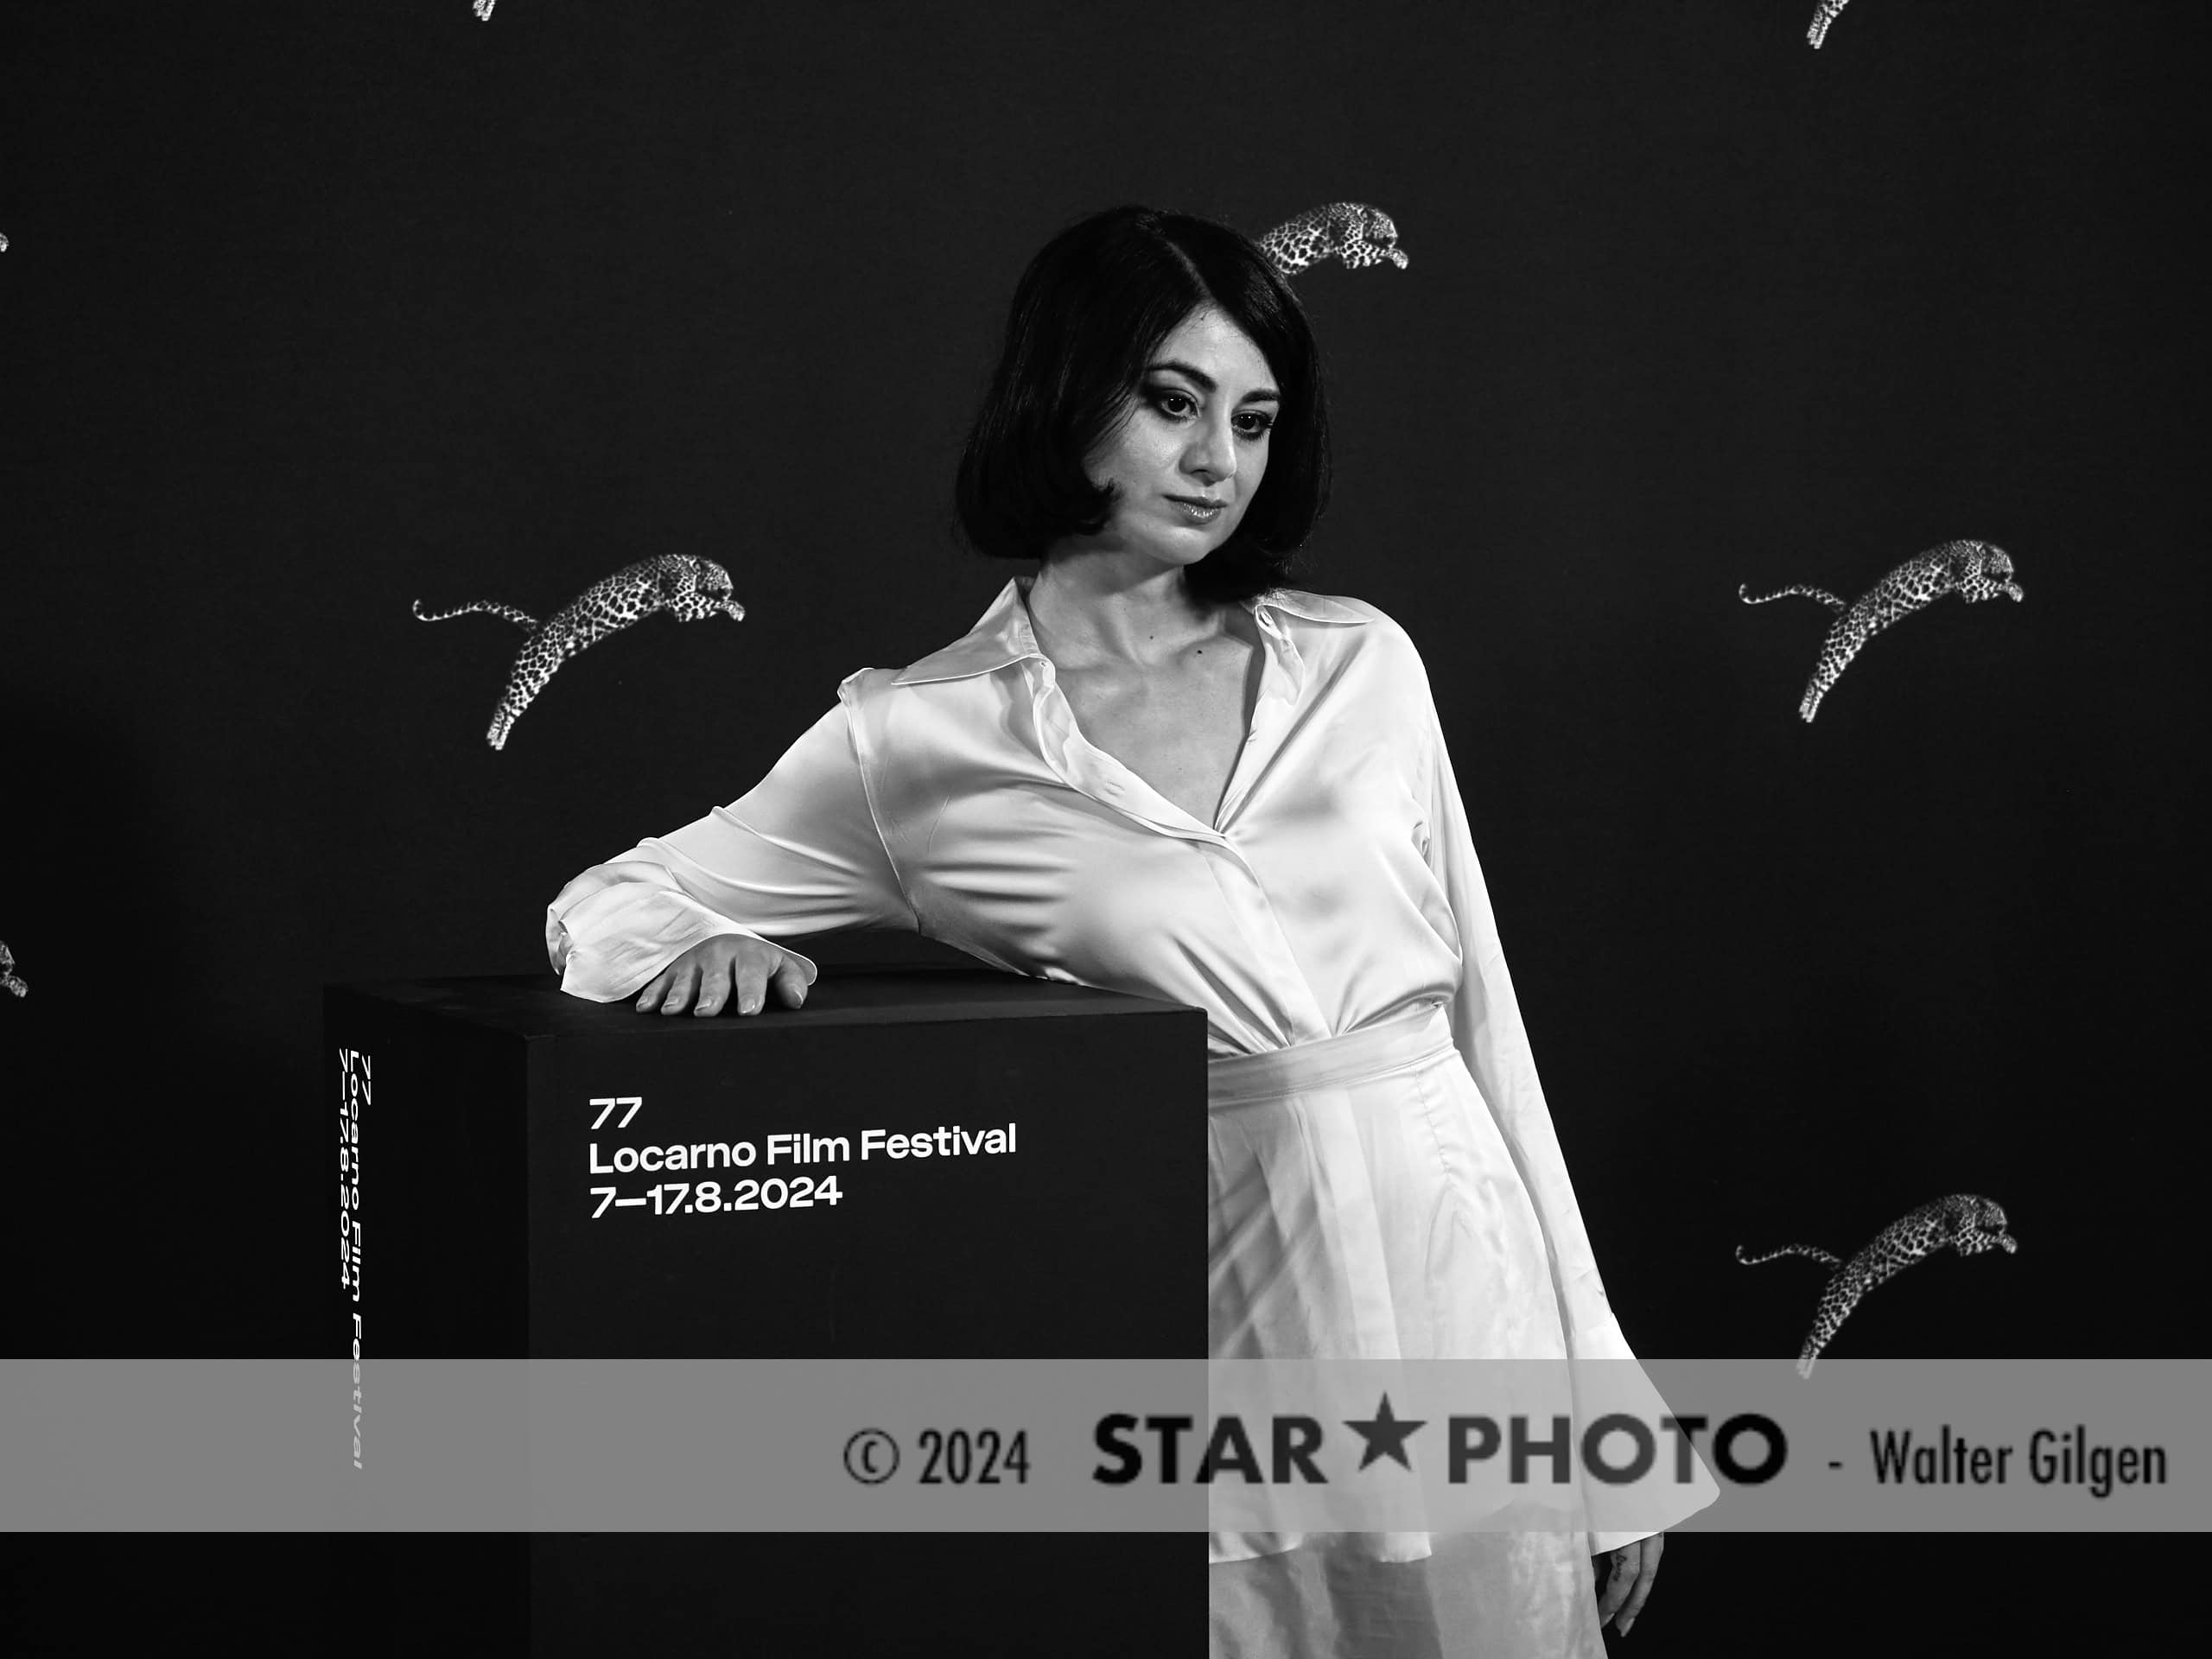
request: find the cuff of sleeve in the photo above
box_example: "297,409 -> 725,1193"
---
547,888 -> 820,1002
1589,1527 -> 1659,1554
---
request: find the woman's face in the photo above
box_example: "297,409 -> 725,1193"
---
1081,305 -> 1277,569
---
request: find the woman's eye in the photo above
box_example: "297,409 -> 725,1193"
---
1149,389 -> 1196,417
1234,412 -> 1275,439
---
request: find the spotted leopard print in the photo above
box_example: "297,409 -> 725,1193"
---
1739,538 -> 2023,722
413,554 -> 747,750
1257,203 -> 1409,279
1808,0 -> 1852,50
1738,1193 -> 2018,1376
0,938 -> 24,998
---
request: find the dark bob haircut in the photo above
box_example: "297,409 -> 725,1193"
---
954,205 -> 1331,604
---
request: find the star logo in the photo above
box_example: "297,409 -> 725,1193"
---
1342,1393 -> 1426,1471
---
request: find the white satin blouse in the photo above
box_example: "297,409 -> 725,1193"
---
546,573 -> 1637,1364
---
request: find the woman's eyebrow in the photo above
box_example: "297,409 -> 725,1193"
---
1145,359 -> 1281,404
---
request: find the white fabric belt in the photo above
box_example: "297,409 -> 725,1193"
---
1205,1000 -> 1455,1110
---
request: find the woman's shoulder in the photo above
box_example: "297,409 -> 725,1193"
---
1255,587 -> 1423,654
1257,588 -> 1444,715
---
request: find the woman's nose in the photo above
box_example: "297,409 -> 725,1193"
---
1185,419 -> 1236,483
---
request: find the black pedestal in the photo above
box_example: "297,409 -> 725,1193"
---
321,938 -> 1202,1652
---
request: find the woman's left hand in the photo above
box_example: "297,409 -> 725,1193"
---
1594,1531 -> 1665,1637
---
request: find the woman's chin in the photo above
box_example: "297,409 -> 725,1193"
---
1160,520 -> 1242,561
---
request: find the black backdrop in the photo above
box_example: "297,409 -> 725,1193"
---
3,2 -> 2203,1652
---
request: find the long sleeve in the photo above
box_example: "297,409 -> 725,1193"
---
1415,684 -> 1626,1361
546,692 -> 918,1001
1416,678 -> 1715,1548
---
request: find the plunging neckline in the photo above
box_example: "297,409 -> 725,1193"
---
1017,579 -> 1268,833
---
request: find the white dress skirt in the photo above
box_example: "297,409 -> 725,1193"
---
1208,1001 -> 1613,1659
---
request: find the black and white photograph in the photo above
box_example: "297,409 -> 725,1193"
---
3,3 -> 2203,1654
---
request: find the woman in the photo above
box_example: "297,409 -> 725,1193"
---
547,205 -> 1709,1655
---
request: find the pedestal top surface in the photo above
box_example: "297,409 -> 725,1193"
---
330,968 -> 1200,1039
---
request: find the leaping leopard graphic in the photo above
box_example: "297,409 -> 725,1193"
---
0,938 -> 25,998
1257,203 -> 1409,279
1739,538 -> 2023,722
413,555 -> 746,750
1738,1193 -> 2018,1376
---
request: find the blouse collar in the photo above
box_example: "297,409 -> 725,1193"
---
892,575 -> 1366,688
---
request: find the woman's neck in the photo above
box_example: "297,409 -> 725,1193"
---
1022,551 -> 1231,671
